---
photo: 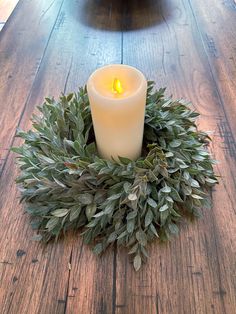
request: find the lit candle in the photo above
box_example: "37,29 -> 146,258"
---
87,64 -> 147,161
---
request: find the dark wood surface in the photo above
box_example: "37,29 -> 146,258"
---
0,0 -> 235,313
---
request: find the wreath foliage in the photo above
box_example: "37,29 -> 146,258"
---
13,82 -> 218,270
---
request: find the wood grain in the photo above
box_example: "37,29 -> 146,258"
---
0,0 -> 121,312
0,0 -> 235,313
0,0 -> 65,172
115,0 -> 236,313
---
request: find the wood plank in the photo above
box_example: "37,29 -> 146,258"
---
115,0 -> 236,313
0,0 -> 122,313
0,0 -> 235,313
0,0 -> 19,22
0,0 -> 65,173
188,0 -> 236,136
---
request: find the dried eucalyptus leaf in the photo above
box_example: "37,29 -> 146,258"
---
170,139 -> 182,148
46,217 -> 59,230
78,193 -> 93,205
127,219 -> 135,233
69,206 -> 81,222
133,255 -> 142,271
128,193 -> 137,201
168,223 -> 179,235
147,198 -> 157,208
159,204 -> 169,212
170,188 -> 183,202
136,231 -> 147,246
145,209 -> 154,227
93,243 -> 103,255
51,208 -> 69,217
127,211 -> 137,220
86,203 -> 97,221
161,185 -> 171,193
190,179 -> 200,188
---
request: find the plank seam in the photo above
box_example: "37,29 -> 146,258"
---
112,7 -> 125,312
112,244 -> 117,314
63,55 -> 74,94
186,1 -> 230,312
63,249 -> 73,314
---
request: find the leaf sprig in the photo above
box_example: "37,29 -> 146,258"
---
13,82 -> 218,270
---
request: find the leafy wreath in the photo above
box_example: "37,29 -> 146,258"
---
13,82 -> 218,270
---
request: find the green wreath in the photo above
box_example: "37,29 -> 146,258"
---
13,82 -> 218,270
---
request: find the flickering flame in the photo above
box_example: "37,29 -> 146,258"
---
113,78 -> 123,94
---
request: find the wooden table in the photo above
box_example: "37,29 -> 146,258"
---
0,0 -> 235,313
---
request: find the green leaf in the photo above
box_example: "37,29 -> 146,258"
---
53,177 -> 66,188
159,166 -> 169,178
169,139 -> 181,148
78,193 -> 93,205
51,208 -> 69,217
46,217 -> 59,230
141,245 -> 149,258
147,198 -> 157,208
161,185 -> 171,193
136,231 -> 147,246
118,156 -> 132,165
86,142 -> 96,155
133,255 -> 142,271
128,243 -> 139,254
191,194 -> 204,200
205,177 -> 217,184
160,210 -> 169,226
181,184 -> 192,195
127,211 -> 137,220
128,193 -> 137,201
165,152 -> 174,157
38,155 -> 55,164
127,219 -> 135,233
73,140 -> 84,155
107,232 -> 117,243
123,182 -> 131,193
166,196 -> 173,203
149,223 -> 159,237
93,243 -> 103,255
192,155 -> 205,161
145,209 -> 154,227
94,190 -> 107,204
170,208 -> 181,217
86,203 -> 97,221
107,193 -> 122,201
69,206 -> 81,222
190,179 -> 200,188
117,230 -> 127,240
170,188 -> 183,202
67,93 -> 74,102
93,211 -> 105,218
159,204 -> 169,212
168,223 -> 179,235
104,202 -> 115,214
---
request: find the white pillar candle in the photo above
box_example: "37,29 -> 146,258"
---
87,64 -> 147,161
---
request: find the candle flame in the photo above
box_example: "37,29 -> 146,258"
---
113,78 -> 123,94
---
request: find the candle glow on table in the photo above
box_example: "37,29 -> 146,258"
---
87,64 -> 147,161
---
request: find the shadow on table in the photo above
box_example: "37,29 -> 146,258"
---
78,0 -> 171,31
